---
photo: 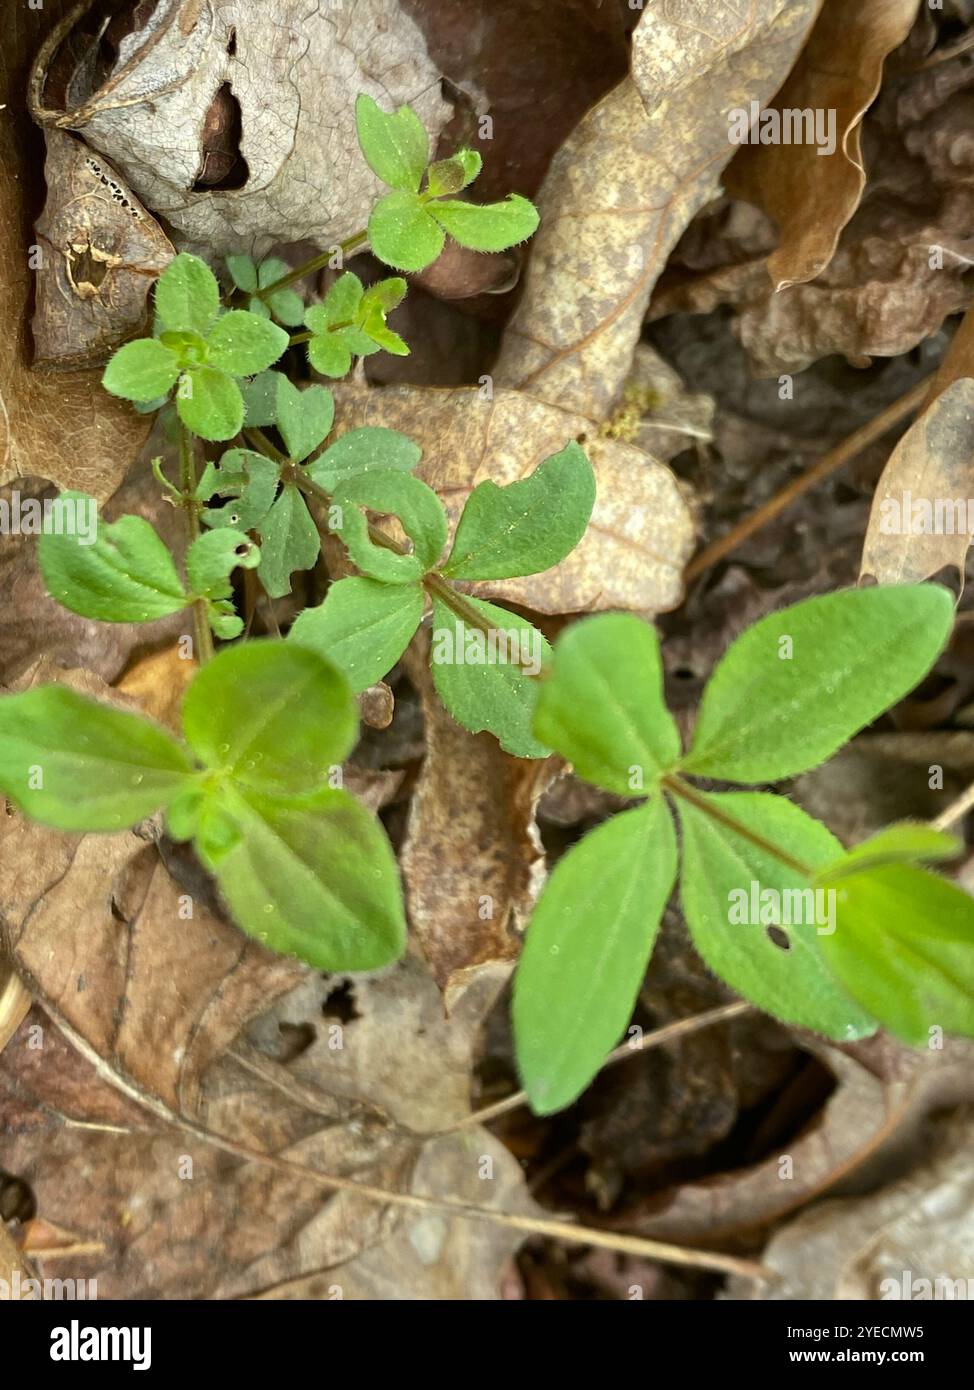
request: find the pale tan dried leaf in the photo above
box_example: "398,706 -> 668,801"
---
33,129 -> 173,368
923,304 -> 974,408
860,378 -> 974,586
333,382 -> 694,616
0,965 -> 31,1054
33,0 -> 451,258
1,5 -> 151,495
115,642 -> 196,731
494,0 -> 820,421
400,634 -> 551,1001
725,0 -> 921,290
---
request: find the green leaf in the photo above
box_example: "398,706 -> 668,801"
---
205,309 -> 288,376
426,149 -> 482,197
304,275 -> 377,378
241,369 -> 281,426
39,498 -> 188,622
441,441 -> 595,580
102,338 -> 180,402
682,585 -> 955,783
177,366 -> 245,441
199,449 -> 279,530
257,258 -> 305,326
0,684 -> 194,831
181,640 -> 357,793
816,823 -> 963,885
307,333 -> 353,379
226,253 -> 258,293
331,470 -> 447,579
431,193 -> 539,252
289,577 -> 424,693
256,484 -> 321,598
275,375 -> 334,462
821,864 -> 974,1045
675,789 -> 877,1040
195,782 -> 406,971
533,613 -> 680,795
186,527 -> 259,600
355,93 -> 429,193
359,277 -> 408,355
429,594 -> 550,758
368,191 -> 445,272
154,252 -> 220,335
306,426 -> 422,491
513,797 -> 677,1115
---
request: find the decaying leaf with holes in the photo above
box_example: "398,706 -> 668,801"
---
32,129 -> 174,369
30,0 -> 451,259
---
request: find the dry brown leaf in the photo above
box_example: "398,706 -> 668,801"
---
923,304 -> 974,407
611,1034 -> 974,1244
32,0 -> 451,258
0,2 -> 152,496
399,635 -> 551,1001
33,128 -> 173,368
333,381 -> 694,616
115,642 -> 196,731
494,0 -> 820,421
725,0 -> 921,290
731,1107 -> 974,1300
860,377 -> 974,585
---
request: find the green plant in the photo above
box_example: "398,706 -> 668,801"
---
512,584 -> 974,1115
0,93 -> 588,970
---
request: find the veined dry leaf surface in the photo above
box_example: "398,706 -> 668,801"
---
32,0 -> 451,258
333,382 -> 695,616
0,1 -> 152,496
493,0 -> 821,421
860,378 -> 974,585
399,636 -> 552,1001
725,0 -> 921,290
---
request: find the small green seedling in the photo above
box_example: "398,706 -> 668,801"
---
513,584 -> 974,1115
0,643 -> 405,971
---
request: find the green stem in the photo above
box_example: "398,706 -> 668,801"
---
255,230 -> 369,301
662,774 -> 813,877
289,331 -> 313,346
179,424 -> 215,665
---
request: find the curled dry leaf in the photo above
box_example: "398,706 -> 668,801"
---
32,0 -> 451,258
725,0 -> 922,291
400,635 -> 552,1002
1,4 -> 151,495
609,1034 -> 974,1245
731,1107 -> 974,1300
860,377 -> 974,586
33,129 -> 174,368
494,0 -> 820,421
333,382 -> 695,616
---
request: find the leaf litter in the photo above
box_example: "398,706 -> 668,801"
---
3,0 -> 974,1304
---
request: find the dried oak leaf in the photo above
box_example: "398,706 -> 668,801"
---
860,377 -> 974,586
332,382 -> 694,616
0,2 -> 151,495
399,634 -> 552,1002
724,0 -> 922,290
33,128 -> 174,368
493,0 -> 821,422
32,0 -> 451,258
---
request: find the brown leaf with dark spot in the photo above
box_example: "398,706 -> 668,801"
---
33,129 -> 173,368
400,634 -> 551,1001
0,2 -> 152,496
860,377 -> 974,586
333,382 -> 694,617
494,0 -> 821,421
725,0 -> 922,290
